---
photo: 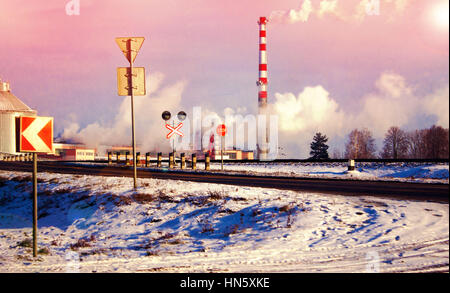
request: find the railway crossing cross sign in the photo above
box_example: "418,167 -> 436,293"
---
165,122 -> 184,139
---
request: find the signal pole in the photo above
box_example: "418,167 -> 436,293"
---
127,39 -> 138,189
116,37 -> 145,190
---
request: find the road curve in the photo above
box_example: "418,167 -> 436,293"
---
0,161 -> 448,203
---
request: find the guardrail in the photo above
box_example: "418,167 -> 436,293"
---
0,153 -> 33,162
31,157 -> 449,164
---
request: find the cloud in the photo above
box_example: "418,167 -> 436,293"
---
273,86 -> 346,134
288,0 -> 314,23
423,85 -> 450,127
61,72 -> 187,152
318,0 -> 340,18
270,0 -> 339,24
61,71 -> 448,159
354,0 -> 411,22
271,72 -> 449,157
269,0 -> 412,24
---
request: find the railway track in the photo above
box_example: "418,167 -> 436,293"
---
0,161 -> 448,203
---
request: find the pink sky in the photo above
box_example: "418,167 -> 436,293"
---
0,0 -> 448,155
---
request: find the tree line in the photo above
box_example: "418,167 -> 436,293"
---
309,125 -> 449,160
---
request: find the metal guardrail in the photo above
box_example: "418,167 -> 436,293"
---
0,153 -> 33,162
32,158 -> 449,164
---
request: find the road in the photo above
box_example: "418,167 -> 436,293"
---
0,161 -> 448,203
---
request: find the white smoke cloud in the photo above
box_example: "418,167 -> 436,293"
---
288,0 -> 314,23
61,72 -> 187,152
270,0 -> 341,24
271,72 -> 449,157
423,85 -> 450,128
318,0 -> 339,18
270,0 -> 411,24
61,71 -> 447,159
354,0 -> 411,22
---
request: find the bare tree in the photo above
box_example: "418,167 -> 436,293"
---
331,148 -> 344,159
424,125 -> 449,159
381,126 -> 409,159
407,129 -> 427,159
345,128 -> 377,159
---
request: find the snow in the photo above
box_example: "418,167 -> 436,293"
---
75,161 -> 449,184
202,162 -> 449,184
0,170 -> 448,273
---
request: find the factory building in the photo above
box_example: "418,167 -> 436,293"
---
0,80 -> 37,155
51,143 -> 96,161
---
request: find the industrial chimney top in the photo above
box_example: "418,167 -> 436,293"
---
258,17 -> 268,25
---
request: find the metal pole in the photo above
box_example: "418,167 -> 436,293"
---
32,152 -> 38,257
221,136 -> 224,171
128,39 -> 137,189
172,120 -> 175,155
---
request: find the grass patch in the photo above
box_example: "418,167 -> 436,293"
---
17,238 -> 33,248
132,193 -> 155,204
38,247 -> 50,255
225,224 -> 240,236
70,235 -> 96,250
146,250 -> 159,256
208,190 -> 225,200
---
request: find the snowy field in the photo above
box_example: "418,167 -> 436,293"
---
203,162 -> 450,184
0,170 -> 448,273
77,161 -> 450,184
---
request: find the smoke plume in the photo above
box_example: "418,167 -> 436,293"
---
61,71 -> 447,158
61,72 -> 187,153
270,0 -> 411,24
271,72 -> 449,157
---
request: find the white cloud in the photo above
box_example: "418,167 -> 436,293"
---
61,72 -> 187,152
423,85 -> 450,127
271,72 -> 449,157
270,0 -> 340,24
288,0 -> 314,23
62,71 -> 448,159
318,0 -> 339,18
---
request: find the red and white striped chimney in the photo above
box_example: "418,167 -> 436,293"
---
257,16 -> 268,111
257,16 -> 269,160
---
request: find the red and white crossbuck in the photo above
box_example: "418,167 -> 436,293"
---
165,122 -> 184,139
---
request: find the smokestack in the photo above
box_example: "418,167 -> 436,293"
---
257,16 -> 269,160
257,17 -> 268,109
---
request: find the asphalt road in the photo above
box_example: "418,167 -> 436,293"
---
0,161 -> 448,203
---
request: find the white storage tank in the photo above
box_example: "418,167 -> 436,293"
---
0,79 -> 37,155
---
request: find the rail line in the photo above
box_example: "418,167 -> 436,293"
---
0,161 -> 448,203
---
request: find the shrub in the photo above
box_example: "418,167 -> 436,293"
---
38,247 -> 50,255
17,238 -> 33,248
70,235 -> 96,250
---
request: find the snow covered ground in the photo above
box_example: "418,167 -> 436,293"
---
75,161 -> 450,184
203,162 -> 449,184
0,170 -> 448,273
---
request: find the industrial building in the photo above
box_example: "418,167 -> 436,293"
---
51,143 -> 96,161
0,79 -> 37,155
